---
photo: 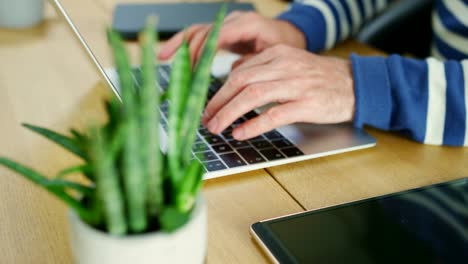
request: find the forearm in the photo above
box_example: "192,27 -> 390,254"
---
277,0 -> 393,52
352,54 -> 468,146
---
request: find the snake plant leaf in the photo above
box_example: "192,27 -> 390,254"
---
44,179 -> 94,196
104,98 -> 123,133
108,28 -> 147,233
0,157 -> 92,221
89,127 -> 127,235
70,128 -> 88,143
22,123 -> 87,160
176,159 -> 203,212
139,16 -> 164,218
55,164 -> 91,179
168,39 -> 191,183
160,206 -> 190,232
180,4 -> 227,162
160,91 -> 168,102
108,123 -> 126,159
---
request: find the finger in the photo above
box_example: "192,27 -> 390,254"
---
202,63 -> 290,124
192,16 -> 244,63
232,102 -> 302,140
224,11 -> 243,23
189,27 -> 211,66
158,24 -> 207,60
231,54 -> 255,70
206,81 -> 297,134
230,46 -> 280,73
212,14 -> 262,53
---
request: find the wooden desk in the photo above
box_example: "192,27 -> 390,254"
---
0,1 -> 466,263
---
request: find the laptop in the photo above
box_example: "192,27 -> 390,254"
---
50,0 -> 376,179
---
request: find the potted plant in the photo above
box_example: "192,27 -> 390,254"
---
0,6 -> 226,264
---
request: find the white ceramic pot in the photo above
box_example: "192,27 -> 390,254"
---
68,197 -> 207,264
0,0 -> 44,28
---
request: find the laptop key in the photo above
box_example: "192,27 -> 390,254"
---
250,139 -> 272,149
204,160 -> 226,171
212,143 -> 233,154
260,148 -> 285,161
280,147 -> 304,157
271,138 -> 293,148
244,110 -> 258,119
204,135 -> 225,145
209,79 -> 223,92
207,90 -> 216,99
199,128 -> 212,136
228,140 -> 250,148
159,64 -> 171,75
222,131 -> 234,140
220,152 -> 246,167
237,147 -> 265,164
232,118 -> 244,125
192,142 -> 208,153
264,130 -> 283,140
196,150 -> 218,162
250,135 -> 266,141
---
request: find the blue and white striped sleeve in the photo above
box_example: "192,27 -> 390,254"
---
431,0 -> 468,60
352,54 -> 468,146
277,0 -> 392,52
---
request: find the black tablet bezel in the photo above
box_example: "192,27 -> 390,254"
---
250,177 -> 467,264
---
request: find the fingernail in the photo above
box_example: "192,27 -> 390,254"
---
207,116 -> 218,133
233,127 -> 244,140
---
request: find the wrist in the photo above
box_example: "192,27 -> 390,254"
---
276,20 -> 306,50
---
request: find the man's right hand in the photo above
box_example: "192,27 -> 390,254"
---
158,11 -> 306,65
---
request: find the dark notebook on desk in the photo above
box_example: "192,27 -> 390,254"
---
112,2 -> 256,39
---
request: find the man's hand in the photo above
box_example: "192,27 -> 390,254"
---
202,45 -> 355,141
158,12 -> 306,64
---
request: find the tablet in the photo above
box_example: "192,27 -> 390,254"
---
113,2 -> 256,40
251,177 -> 468,264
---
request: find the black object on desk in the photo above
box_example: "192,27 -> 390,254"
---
251,177 -> 468,264
112,2 -> 256,40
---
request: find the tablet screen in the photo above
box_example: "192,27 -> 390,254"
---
252,178 -> 468,264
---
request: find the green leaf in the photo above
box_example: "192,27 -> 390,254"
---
22,123 -> 87,160
0,157 -> 93,221
139,17 -> 164,218
168,39 -> 191,183
160,91 -> 168,102
45,179 -> 94,196
160,206 -> 190,232
108,123 -> 127,159
180,5 -> 227,162
176,159 -> 202,212
70,128 -> 88,143
108,28 -> 147,233
55,165 -> 91,179
89,128 -> 127,235
104,98 -> 122,133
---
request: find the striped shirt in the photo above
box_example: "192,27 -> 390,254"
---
278,0 -> 468,146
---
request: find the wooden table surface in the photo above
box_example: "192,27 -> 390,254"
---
0,1 -> 466,263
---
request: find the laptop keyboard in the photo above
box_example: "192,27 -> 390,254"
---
131,65 -> 304,172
